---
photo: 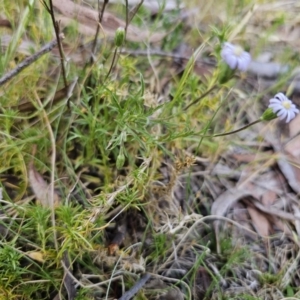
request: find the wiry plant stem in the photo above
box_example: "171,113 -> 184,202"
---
128,0 -> 144,24
104,47 -> 118,81
43,0 -> 68,88
91,0 -> 109,61
124,0 -> 129,37
184,85 -> 218,111
200,119 -> 262,138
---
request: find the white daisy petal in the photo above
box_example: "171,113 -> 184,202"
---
268,93 -> 299,123
277,110 -> 287,118
286,112 -> 292,123
227,56 -> 238,69
269,104 -> 282,112
269,99 -> 281,105
275,93 -> 286,100
289,110 -> 296,119
221,42 -> 251,72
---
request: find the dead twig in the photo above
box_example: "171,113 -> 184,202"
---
0,36 -> 62,86
118,273 -> 151,300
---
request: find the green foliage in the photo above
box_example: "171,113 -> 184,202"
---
148,233 -> 171,262
0,243 -> 23,288
1,0 -> 300,298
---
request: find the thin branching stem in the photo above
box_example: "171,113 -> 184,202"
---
91,0 -> 109,60
184,85 -> 218,111
43,0 -> 68,88
99,0 -> 109,24
128,0 -> 144,24
103,0 -> 144,82
104,47 -> 118,81
198,119 -> 262,138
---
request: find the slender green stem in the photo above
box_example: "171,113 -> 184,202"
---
184,85 -> 218,111
195,90 -> 227,154
198,119 -> 262,138
104,47 -> 118,82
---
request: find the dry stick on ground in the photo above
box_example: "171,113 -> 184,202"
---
0,35 -> 63,86
42,0 -> 68,88
118,273 -> 151,300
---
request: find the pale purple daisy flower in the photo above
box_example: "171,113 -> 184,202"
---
221,42 -> 251,72
268,93 -> 299,123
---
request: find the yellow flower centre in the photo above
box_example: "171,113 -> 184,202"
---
233,46 -> 243,57
282,100 -> 291,110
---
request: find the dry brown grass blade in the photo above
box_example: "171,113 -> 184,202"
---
245,198 -> 300,222
52,0 -> 165,42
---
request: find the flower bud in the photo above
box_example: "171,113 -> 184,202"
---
116,151 -> 125,170
114,27 -> 125,47
260,107 -> 277,122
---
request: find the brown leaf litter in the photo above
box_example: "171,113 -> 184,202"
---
28,160 -> 60,207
